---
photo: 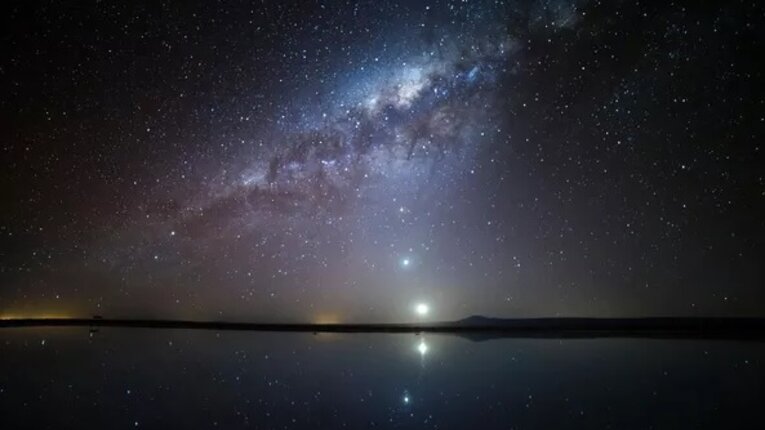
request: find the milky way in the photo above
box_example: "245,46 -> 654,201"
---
2,0 -> 763,321
188,31 -> 510,233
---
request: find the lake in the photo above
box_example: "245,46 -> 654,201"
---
1,328 -> 763,429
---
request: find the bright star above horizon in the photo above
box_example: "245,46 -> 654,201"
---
415,303 -> 430,317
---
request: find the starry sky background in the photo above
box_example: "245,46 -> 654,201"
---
1,0 -> 763,322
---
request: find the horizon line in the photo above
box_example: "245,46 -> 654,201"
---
1,316 -> 764,340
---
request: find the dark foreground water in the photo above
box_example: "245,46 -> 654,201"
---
1,328 -> 763,429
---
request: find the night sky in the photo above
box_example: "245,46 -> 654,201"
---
1,0 -> 763,322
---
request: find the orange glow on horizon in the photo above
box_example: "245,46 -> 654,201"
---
313,312 -> 343,324
0,310 -> 76,320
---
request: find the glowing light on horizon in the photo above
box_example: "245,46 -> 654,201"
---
313,313 -> 342,324
0,312 -> 74,320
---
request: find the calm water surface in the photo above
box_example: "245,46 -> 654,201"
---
1,328 -> 763,429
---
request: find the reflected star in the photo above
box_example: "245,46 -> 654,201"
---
417,340 -> 428,356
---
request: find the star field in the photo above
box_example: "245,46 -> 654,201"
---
1,0 -> 764,321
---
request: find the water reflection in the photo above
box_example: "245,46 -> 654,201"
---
0,328 -> 763,429
416,339 -> 428,356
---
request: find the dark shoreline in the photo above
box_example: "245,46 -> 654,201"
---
1,317 -> 764,340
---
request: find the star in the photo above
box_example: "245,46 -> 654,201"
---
415,303 -> 429,316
